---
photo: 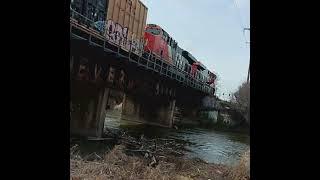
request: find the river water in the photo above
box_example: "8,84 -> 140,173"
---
104,111 -> 250,166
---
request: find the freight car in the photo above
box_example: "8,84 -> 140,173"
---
70,0 -> 147,55
70,0 -> 107,26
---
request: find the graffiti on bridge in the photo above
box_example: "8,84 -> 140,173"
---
72,56 -> 127,89
71,55 -> 176,97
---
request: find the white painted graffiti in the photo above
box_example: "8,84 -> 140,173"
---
104,19 -> 144,55
105,19 -> 128,46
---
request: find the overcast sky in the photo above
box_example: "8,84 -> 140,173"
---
140,0 -> 250,100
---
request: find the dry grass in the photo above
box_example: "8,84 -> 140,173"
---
70,132 -> 250,180
70,144 -> 235,180
71,145 -> 172,180
228,150 -> 250,180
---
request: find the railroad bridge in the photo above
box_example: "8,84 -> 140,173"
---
70,8 -> 215,137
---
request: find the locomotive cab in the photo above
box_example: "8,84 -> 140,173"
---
144,25 -> 162,53
144,24 -> 177,65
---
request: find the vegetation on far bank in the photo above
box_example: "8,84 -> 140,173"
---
230,81 -> 250,124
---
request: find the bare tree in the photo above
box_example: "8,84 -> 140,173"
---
231,81 -> 250,123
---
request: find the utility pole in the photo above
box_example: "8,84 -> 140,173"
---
244,28 -> 250,83
247,59 -> 250,83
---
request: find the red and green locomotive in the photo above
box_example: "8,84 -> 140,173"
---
144,24 -> 216,86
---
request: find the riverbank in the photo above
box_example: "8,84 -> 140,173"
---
71,145 -> 231,180
70,130 -> 249,180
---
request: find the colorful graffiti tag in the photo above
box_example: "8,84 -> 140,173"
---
98,19 -> 145,55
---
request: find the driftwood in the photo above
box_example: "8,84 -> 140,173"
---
117,131 -> 187,160
126,149 -> 152,154
71,128 -> 189,167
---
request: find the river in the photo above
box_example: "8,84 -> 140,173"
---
104,111 -> 250,166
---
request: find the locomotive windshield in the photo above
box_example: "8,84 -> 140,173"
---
146,28 -> 161,35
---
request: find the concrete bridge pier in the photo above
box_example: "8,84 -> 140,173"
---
154,99 -> 176,128
70,83 -> 110,138
121,94 -> 141,122
121,93 -> 176,128
174,90 -> 205,125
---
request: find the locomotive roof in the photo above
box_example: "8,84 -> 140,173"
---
197,61 -> 206,71
146,24 -> 162,29
147,24 -> 170,38
181,50 -> 206,71
181,50 -> 196,64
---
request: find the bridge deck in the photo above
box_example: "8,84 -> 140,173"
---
70,8 -> 214,95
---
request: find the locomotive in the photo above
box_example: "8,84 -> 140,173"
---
144,24 -> 216,86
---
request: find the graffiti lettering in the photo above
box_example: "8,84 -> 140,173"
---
105,20 -> 128,46
105,20 -> 115,41
131,39 -> 138,52
104,19 -> 144,55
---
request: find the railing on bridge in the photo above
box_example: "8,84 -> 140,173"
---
70,8 -> 214,95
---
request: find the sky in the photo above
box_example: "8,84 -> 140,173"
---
140,0 -> 250,101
